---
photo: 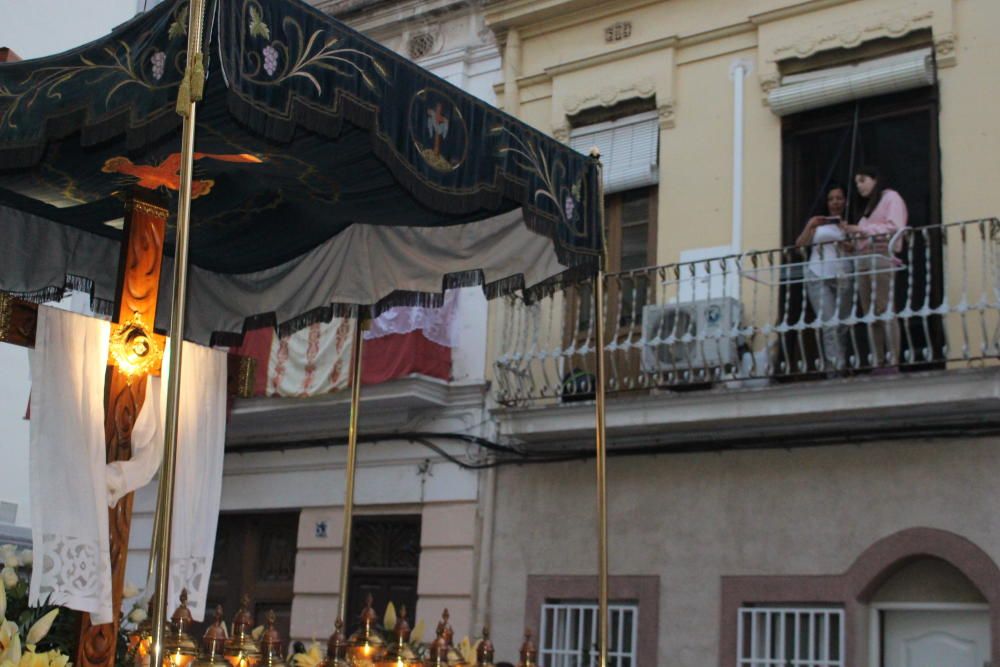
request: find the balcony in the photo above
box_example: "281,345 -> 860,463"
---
492,219 -> 1000,444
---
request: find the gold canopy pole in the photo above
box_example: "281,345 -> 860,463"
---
150,2 -> 207,667
337,311 -> 366,626
589,152 -> 609,667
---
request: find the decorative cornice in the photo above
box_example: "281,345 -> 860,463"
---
772,8 -> 934,61
562,77 -> 656,115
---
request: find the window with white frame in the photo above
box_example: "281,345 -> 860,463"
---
539,601 -> 638,667
738,607 -> 844,667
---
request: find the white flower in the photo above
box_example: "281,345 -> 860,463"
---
127,607 -> 148,625
1,556 -> 15,570
25,610 -> 59,646
122,581 -> 141,600
0,547 -> 15,561
0,568 -> 16,590
16,551 -> 31,568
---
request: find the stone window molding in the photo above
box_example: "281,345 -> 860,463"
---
756,0 -> 957,101
719,527 -> 1000,667
524,574 -> 660,664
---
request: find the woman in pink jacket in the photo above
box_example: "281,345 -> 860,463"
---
841,165 -> 908,371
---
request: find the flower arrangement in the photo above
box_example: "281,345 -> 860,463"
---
0,544 -> 76,667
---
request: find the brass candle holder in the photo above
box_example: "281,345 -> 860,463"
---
325,618 -> 349,667
162,590 -> 198,667
378,605 -> 419,667
258,611 -> 287,667
225,595 -> 262,667
423,610 -> 465,667
193,605 -> 230,667
474,628 -> 493,667
516,630 -> 536,667
346,595 -> 386,666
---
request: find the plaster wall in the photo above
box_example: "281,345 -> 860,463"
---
485,436 -> 1000,666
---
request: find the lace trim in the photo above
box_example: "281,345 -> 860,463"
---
32,534 -> 112,623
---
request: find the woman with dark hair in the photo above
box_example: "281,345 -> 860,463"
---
841,165 -> 908,371
795,183 -> 852,373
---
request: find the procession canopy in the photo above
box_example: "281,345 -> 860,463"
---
0,0 -> 602,344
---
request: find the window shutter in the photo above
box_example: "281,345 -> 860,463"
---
768,48 -> 935,116
571,111 -> 659,194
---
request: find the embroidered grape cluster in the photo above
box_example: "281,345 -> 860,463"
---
150,51 -> 166,81
262,45 -> 279,76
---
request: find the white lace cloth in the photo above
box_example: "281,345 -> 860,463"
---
29,307 -> 114,624
364,289 -> 459,347
163,339 -> 226,621
29,307 -> 226,624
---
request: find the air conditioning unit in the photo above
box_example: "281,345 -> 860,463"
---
640,298 -> 741,374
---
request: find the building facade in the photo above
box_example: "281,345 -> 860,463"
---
482,0 -> 1000,665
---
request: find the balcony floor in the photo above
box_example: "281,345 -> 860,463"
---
492,367 -> 1000,452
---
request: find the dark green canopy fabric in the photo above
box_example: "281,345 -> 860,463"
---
0,0 -> 601,339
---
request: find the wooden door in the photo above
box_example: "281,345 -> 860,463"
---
200,512 -> 299,642
345,515 -> 421,634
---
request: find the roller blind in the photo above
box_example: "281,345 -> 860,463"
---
570,110 -> 659,194
768,48 -> 935,116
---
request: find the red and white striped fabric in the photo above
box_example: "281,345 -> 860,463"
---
232,297 -> 455,398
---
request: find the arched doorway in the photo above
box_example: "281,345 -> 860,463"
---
847,528 -> 1000,666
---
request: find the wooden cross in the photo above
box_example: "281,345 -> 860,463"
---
0,187 -> 255,667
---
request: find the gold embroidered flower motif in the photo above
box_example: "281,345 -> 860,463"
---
249,6 -> 270,40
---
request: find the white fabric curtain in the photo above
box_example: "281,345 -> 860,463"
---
165,340 -> 227,622
29,307 -> 114,623
29,307 -> 227,623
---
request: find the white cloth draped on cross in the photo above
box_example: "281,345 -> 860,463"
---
28,306 -> 226,623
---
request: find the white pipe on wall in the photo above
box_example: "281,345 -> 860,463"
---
730,59 -> 751,255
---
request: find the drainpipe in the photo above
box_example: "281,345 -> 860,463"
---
729,59 -> 751,254
472,463 -> 498,634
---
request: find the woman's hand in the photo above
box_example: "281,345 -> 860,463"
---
839,222 -> 862,236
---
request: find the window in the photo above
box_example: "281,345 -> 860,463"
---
738,607 -> 844,667
539,601 -> 638,667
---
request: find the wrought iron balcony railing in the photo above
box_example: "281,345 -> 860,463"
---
493,218 -> 1000,405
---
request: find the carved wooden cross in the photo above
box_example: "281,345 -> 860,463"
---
0,188 -> 255,667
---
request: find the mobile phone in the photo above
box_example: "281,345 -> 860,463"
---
819,216 -> 841,224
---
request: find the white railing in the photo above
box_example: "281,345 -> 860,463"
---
494,219 -> 1000,404
738,607 -> 844,667
539,602 -> 639,667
